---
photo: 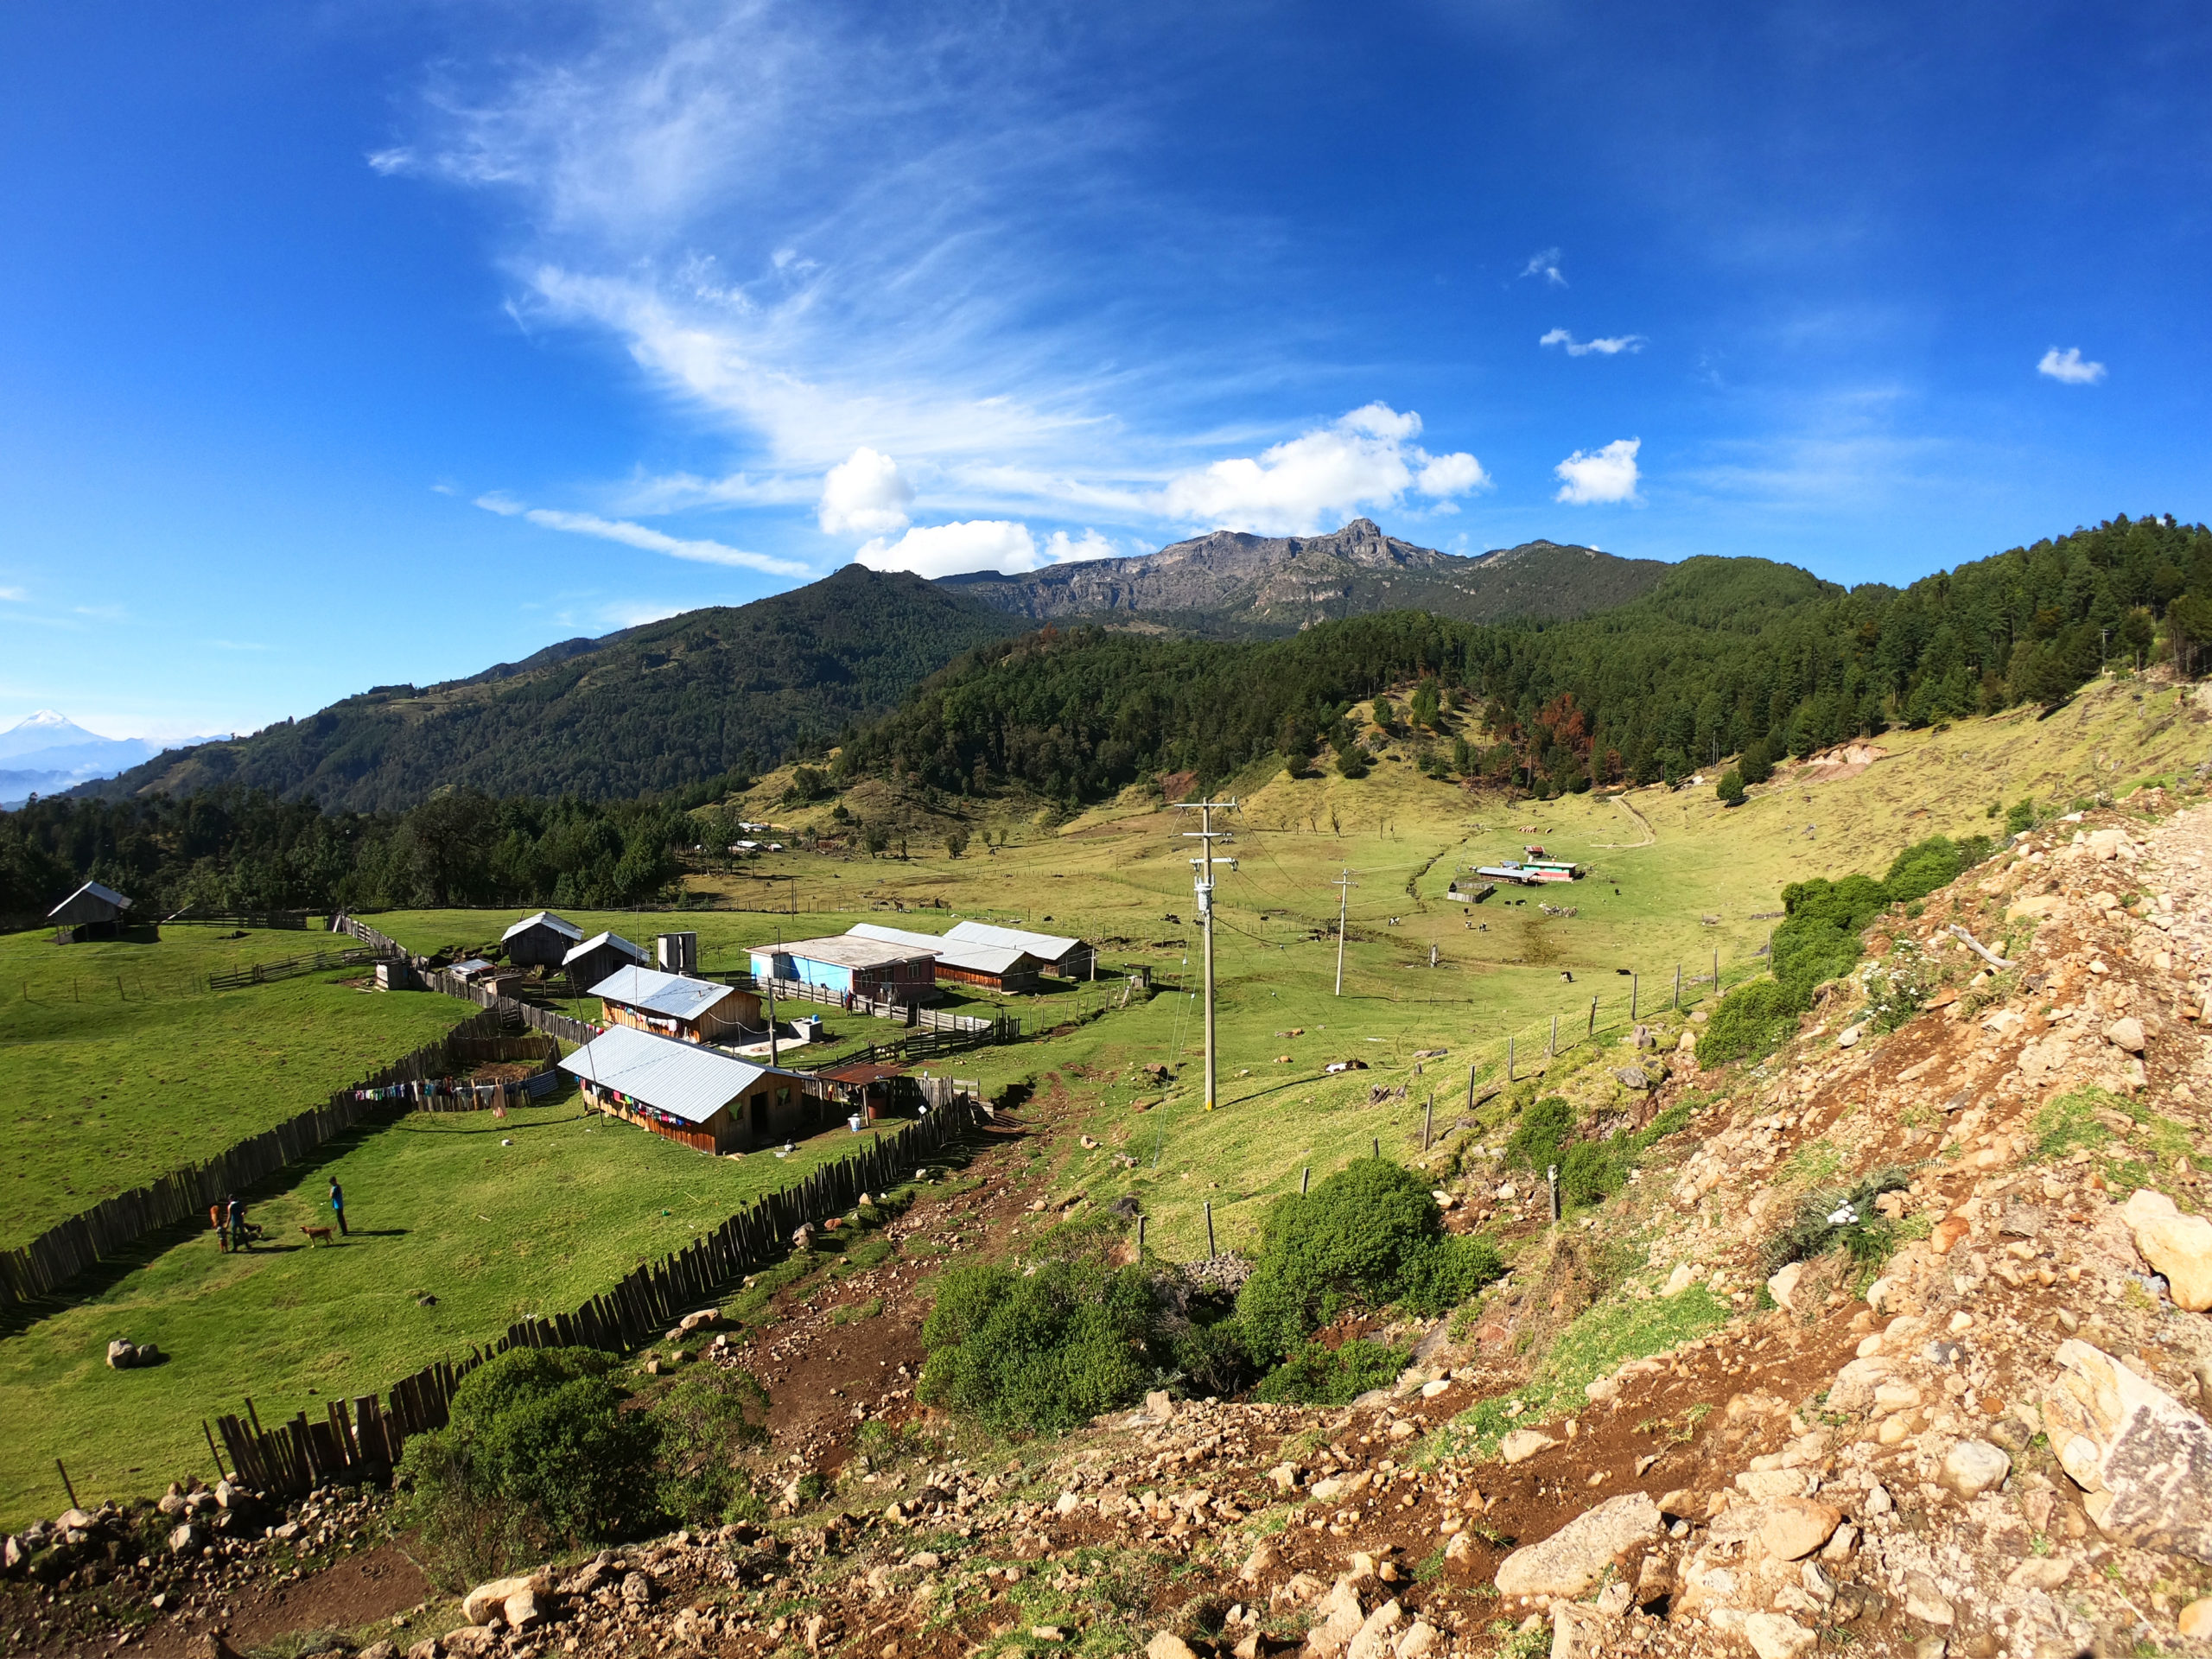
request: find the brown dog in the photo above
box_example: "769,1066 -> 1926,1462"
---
300,1224 -> 334,1247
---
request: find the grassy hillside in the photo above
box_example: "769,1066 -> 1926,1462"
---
72,566 -> 1021,812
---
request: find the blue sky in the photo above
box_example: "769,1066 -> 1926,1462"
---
3,0 -> 2208,741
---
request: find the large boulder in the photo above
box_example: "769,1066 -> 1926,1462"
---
461,1569 -> 548,1626
1496,1493 -> 1662,1599
1302,1577 -> 1366,1658
2042,1340 -> 2212,1559
1758,1499 -> 1840,1561
2121,1190 -> 2212,1312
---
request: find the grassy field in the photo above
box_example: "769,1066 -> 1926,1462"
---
0,1090 -> 919,1528
0,928 -> 477,1248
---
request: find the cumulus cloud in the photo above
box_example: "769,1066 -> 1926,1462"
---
856,519 -> 1038,578
817,446 -> 915,535
2037,346 -> 2106,385
1520,248 -> 1566,286
1553,438 -> 1642,505
1041,529 -> 1122,562
1540,327 -> 1645,357
1159,404 -> 1489,535
474,494 -> 811,575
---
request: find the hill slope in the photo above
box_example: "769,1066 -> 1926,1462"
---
938,518 -> 1668,634
76,566 -> 1020,812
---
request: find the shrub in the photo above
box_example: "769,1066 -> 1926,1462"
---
1770,874 -> 1888,1000
1172,1313 -> 1259,1399
2005,798 -> 2039,836
1558,1140 -> 1628,1208
653,1367 -> 771,1526
1696,979 -> 1802,1066
1715,769 -> 1745,806
1862,940 -> 1938,1033
398,1348 -> 661,1585
1758,1166 -> 1912,1275
1336,745 -> 1371,779
1236,1160 -> 1502,1363
1738,741 -> 1775,785
1253,1338 -> 1409,1406
918,1258 -> 1160,1434
1503,1096 -> 1575,1174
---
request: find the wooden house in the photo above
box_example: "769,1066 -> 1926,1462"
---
48,880 -> 131,942
558,1025 -> 817,1154
846,922 -> 1042,994
747,934 -> 940,1007
501,910 -> 584,969
588,962 -> 760,1045
561,931 -> 649,992
944,919 -> 1095,979
812,1058 -> 915,1123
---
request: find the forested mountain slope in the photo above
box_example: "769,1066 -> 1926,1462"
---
938,518 -> 1667,635
71,567 -> 1021,814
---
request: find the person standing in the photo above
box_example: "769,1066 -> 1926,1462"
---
225,1193 -> 247,1252
328,1177 -> 347,1237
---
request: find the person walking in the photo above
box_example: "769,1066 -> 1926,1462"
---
225,1193 -> 248,1252
328,1177 -> 347,1237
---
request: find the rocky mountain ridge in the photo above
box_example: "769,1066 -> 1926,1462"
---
938,520 -> 1669,636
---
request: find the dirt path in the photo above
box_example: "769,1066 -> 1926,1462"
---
1597,791 -> 1656,849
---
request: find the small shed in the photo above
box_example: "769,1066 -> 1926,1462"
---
48,881 -> 131,943
812,1059 -> 915,1123
558,1025 -> 818,1154
944,919 -> 1095,980
748,934 -> 939,1007
562,931 -> 650,991
589,963 -> 760,1045
502,910 -> 584,969
846,922 -> 1042,994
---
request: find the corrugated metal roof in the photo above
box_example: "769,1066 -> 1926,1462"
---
945,919 -> 1083,960
503,910 -> 584,944
48,880 -> 130,918
563,931 -> 649,969
588,963 -> 739,1021
847,922 -> 1034,978
753,933 -> 937,970
558,1025 -> 803,1125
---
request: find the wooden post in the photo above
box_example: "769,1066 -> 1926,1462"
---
1548,1164 -> 1560,1222
1465,1065 -> 1477,1112
1372,1136 -> 1381,1160
56,1459 -> 76,1510
1422,1096 -> 1433,1151
203,1421 -> 225,1482
1674,963 -> 1681,1010
1712,947 -> 1719,993
1205,1201 -> 1216,1258
1587,995 -> 1597,1039
1548,1014 -> 1557,1057
1137,1214 -> 1146,1256
1300,1166 -> 1311,1194
1507,1035 -> 1515,1080
1630,973 -> 1638,1020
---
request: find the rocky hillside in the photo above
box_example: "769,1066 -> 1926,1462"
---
12,794 -> 2212,1659
938,520 -> 1669,637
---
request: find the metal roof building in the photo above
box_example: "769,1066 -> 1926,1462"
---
847,922 -> 1042,993
944,919 -> 1094,978
558,1024 -> 814,1154
588,962 -> 759,1044
748,934 -> 940,1005
48,880 -> 132,940
502,909 -> 585,969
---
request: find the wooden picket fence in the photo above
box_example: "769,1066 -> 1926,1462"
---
0,1006 -> 508,1307
210,1092 -> 987,1496
207,945 -> 386,990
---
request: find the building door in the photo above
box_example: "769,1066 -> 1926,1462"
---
749,1093 -> 769,1138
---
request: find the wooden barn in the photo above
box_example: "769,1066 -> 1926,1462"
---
846,922 -> 1042,994
944,919 -> 1096,980
501,909 -> 584,969
747,934 -> 940,1007
48,880 -> 132,943
558,1025 -> 817,1154
562,930 -> 649,991
588,962 -> 761,1045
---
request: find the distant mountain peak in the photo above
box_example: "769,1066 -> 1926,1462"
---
5,709 -> 93,737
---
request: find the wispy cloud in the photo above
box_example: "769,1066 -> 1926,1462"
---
1520,247 -> 1566,286
474,494 -> 811,575
2037,346 -> 2106,385
1554,437 -> 1642,505
1540,327 -> 1645,357
0,587 -> 26,602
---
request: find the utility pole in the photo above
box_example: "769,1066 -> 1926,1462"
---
1332,868 -> 1357,996
1177,798 -> 1238,1111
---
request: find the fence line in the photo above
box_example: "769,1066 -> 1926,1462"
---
0,1006 -> 510,1307
206,944 -> 390,991
212,1093 -> 988,1497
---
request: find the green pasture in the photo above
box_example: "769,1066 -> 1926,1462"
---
0,929 -> 474,1248
0,1090 -> 916,1529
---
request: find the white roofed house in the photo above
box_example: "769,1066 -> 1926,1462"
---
561,931 -> 650,992
845,922 -> 1042,994
558,1025 -> 817,1154
589,963 -> 762,1045
944,920 -> 1095,980
501,909 -> 584,969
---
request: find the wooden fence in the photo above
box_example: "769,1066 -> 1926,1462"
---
210,1092 -> 987,1497
207,945 -> 388,991
0,1006 -> 508,1308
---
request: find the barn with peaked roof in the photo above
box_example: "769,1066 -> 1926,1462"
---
558,1025 -> 817,1154
48,881 -> 132,942
845,922 -> 1042,994
501,909 -> 584,969
944,919 -> 1095,979
562,930 -> 649,990
589,962 -> 761,1045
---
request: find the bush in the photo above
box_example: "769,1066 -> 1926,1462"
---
1715,769 -> 1745,806
1863,939 -> 1939,1033
653,1367 -> 771,1527
1770,874 -> 1888,1000
1696,979 -> 1803,1066
1236,1160 -> 1501,1363
918,1258 -> 1161,1434
1253,1338 -> 1409,1406
398,1348 -> 662,1585
1738,741 -> 1775,785
2005,798 -> 2039,836
1758,1166 -> 1911,1275
1503,1096 -> 1575,1174
1880,835 -> 1970,906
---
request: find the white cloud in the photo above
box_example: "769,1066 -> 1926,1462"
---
1540,327 -> 1646,357
0,587 -> 26,602
1553,437 -> 1643,505
602,600 -> 688,629
856,519 -> 1039,578
2037,346 -> 2106,385
1159,404 -> 1489,535
1520,247 -> 1566,286
817,446 -> 915,536
474,495 -> 811,575
1040,529 -> 1122,562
